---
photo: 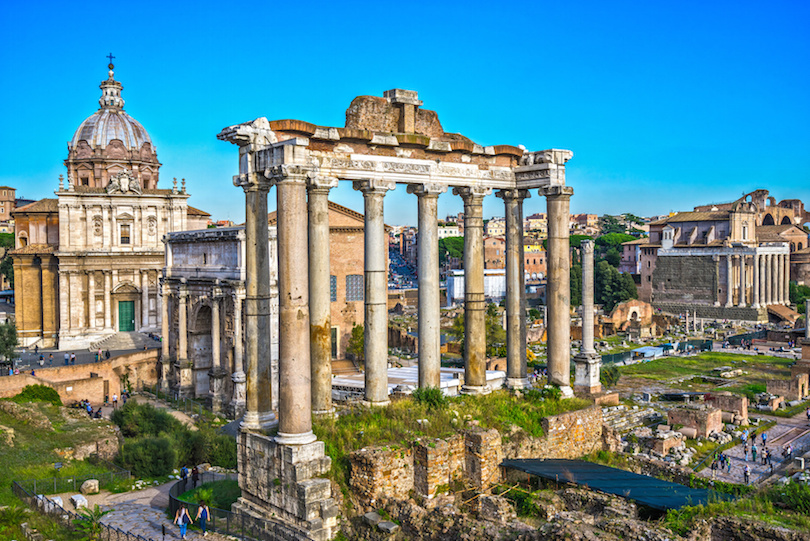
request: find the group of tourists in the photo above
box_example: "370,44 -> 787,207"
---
175,464 -> 210,538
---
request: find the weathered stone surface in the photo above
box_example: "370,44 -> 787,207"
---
363,511 -> 382,526
70,494 -> 88,510
80,479 -> 99,495
667,407 -> 723,438
478,494 -> 516,524
377,521 -> 400,534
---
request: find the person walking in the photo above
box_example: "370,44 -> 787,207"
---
711,459 -> 718,479
48,353 -> 53,366
196,501 -> 210,536
744,464 -> 751,485
70,352 -> 76,365
752,443 -> 757,463
112,394 -> 118,409
191,466 -> 199,488
38,353 -> 44,367
174,504 -> 193,539
761,432 -> 767,446
94,351 -> 99,363
64,352 -> 69,366
180,465 -> 189,489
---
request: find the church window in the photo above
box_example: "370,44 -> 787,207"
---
120,224 -> 131,244
330,275 -> 337,302
346,275 -> 364,302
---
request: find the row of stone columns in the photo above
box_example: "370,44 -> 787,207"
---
725,252 -> 790,308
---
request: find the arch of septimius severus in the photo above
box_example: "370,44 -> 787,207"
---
217,89 -> 575,540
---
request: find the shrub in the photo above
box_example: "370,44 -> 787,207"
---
412,387 -> 447,410
600,365 -> 620,388
111,401 -> 181,438
11,384 -> 62,406
118,436 -> 176,477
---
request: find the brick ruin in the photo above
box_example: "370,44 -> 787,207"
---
666,407 -> 723,438
767,373 -> 809,402
706,392 -> 749,424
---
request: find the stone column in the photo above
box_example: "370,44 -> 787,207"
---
104,271 -> 112,330
307,175 -> 338,416
685,312 -> 690,333
354,179 -> 395,406
235,171 -> 277,431
177,283 -> 188,363
498,189 -> 530,389
270,165 -> 315,445
141,271 -> 150,328
229,284 -> 246,418
726,254 -> 734,307
59,272 -> 70,332
543,185 -> 574,396
752,253 -> 760,308
770,253 -> 778,306
783,253 -> 791,305
160,282 -> 171,392
739,255 -> 747,307
455,186 -> 490,394
574,239 -> 601,395
208,286 -> 226,412
87,271 -> 95,330
409,183 -> 446,389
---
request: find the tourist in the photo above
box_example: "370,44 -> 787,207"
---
761,432 -> 767,446
191,466 -> 199,488
752,443 -> 757,463
64,353 -> 69,366
94,351 -> 99,363
743,444 -> 748,462
94,407 -> 102,419
196,501 -> 210,536
711,459 -> 718,479
112,393 -> 118,409
744,464 -> 750,485
70,352 -> 76,365
181,465 -> 189,488
34,344 -> 39,355
39,354 -> 44,367
98,348 -> 102,361
806,407 -> 810,422
174,504 -> 193,539
105,350 -> 111,360
48,353 -> 53,366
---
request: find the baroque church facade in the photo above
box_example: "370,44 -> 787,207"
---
12,63 -> 208,348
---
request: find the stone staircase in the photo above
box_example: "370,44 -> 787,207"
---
89,332 -> 159,352
602,405 -> 663,434
332,358 -> 362,375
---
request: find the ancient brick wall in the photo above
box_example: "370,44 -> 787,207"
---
706,393 -> 748,422
652,255 -> 717,305
767,374 -> 809,401
414,439 -> 449,498
465,428 -> 502,490
667,407 -> 723,438
349,446 -> 413,504
652,302 -> 763,322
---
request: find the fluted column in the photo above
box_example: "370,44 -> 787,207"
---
542,185 -> 574,396
739,255 -> 747,307
160,282 -> 171,392
783,252 -> 791,305
499,188 -> 530,389
229,284 -> 246,418
354,179 -> 395,406
574,239 -> 601,395
307,175 -> 338,416
770,253 -> 778,306
409,183 -> 446,389
726,254 -> 734,307
87,271 -> 95,329
141,271 -> 149,328
208,286 -> 226,411
59,272 -> 70,332
455,186 -> 490,394
752,253 -> 760,309
272,165 -> 315,445
104,271 -> 112,330
211,288 -> 221,371
235,171 -> 277,431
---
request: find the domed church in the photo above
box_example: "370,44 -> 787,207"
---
11,61 -> 209,349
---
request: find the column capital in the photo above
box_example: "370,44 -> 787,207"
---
496,188 -> 531,201
265,164 -> 314,186
406,182 -> 446,197
541,185 -> 574,199
231,281 -> 246,299
353,178 -> 395,194
581,239 -> 595,254
233,172 -> 274,194
212,286 -> 223,299
521,149 -> 574,166
306,173 -> 338,193
453,185 -> 491,203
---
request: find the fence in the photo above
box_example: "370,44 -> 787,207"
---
12,476 -> 154,541
168,472 -> 307,540
727,329 -> 768,346
14,454 -> 131,497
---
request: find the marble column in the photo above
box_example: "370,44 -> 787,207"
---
739,255 -> 747,307
104,271 -> 112,330
87,271 -> 95,329
236,171 -> 277,431
160,282 -> 171,392
726,254 -> 734,307
770,253 -> 778,306
498,189 -> 530,389
229,285 -> 246,418
178,283 -> 188,363
574,239 -> 601,395
409,183 -> 446,389
59,272 -> 70,332
208,286 -> 226,412
455,186 -> 490,395
72,272 -> 85,332
141,271 -> 149,328
308,175 -> 337,416
543,185 -> 574,396
752,253 -> 760,309
783,253 -> 791,305
272,166 -> 315,444
354,179 -> 395,406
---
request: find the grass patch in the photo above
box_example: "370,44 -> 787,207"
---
620,352 -> 792,384
178,479 -> 240,510
0,505 -> 85,541
770,398 -> 810,418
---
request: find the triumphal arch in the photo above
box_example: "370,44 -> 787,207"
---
218,89 -> 574,540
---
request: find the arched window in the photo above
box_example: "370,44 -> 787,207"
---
762,214 -> 775,226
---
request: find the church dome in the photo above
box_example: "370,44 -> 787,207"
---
69,65 -> 153,151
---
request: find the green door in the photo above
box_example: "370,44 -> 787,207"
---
118,301 -> 135,331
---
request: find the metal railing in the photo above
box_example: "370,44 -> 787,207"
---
727,329 -> 768,346
12,476 -> 154,541
14,454 -> 131,497
167,472 -> 308,540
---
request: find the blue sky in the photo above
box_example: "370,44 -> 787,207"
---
1,0 -> 808,225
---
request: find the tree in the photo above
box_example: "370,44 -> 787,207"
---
600,215 -> 626,235
570,263 -> 583,307
596,233 -> 637,251
595,260 -> 638,312
346,324 -> 365,362
604,247 -> 621,267
0,321 -> 17,366
438,236 -> 464,265
446,304 -> 506,357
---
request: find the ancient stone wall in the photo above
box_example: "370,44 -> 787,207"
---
652,255 -> 717,305
652,302 -> 763,321
667,407 -> 723,438
349,446 -> 414,505
464,428 -> 502,490
767,374 -> 809,401
705,393 -> 748,422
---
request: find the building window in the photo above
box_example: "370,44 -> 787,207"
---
330,275 -> 337,302
120,224 -> 131,244
203,253 -> 207,265
81,177 -> 89,186
346,275 -> 364,302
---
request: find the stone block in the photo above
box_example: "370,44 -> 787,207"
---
378,521 -> 400,534
70,494 -> 88,510
363,511 -> 382,526
479,494 -> 517,524
465,428 -> 502,490
678,427 -> 698,440
667,407 -> 722,438
50,496 -> 63,510
80,479 -> 99,495
414,439 -> 449,499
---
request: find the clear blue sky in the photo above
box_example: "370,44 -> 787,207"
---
1,0 -> 808,225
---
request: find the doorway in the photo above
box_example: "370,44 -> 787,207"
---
118,301 -> 135,331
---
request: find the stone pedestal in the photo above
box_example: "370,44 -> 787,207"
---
208,367 -> 229,413
573,353 -> 602,395
233,430 -> 338,541
229,370 -> 247,420
174,360 -> 194,398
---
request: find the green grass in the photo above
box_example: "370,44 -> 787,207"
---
770,398 -> 810,418
0,505 -> 85,541
177,479 -> 240,510
0,401 -> 119,505
620,352 -> 791,383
